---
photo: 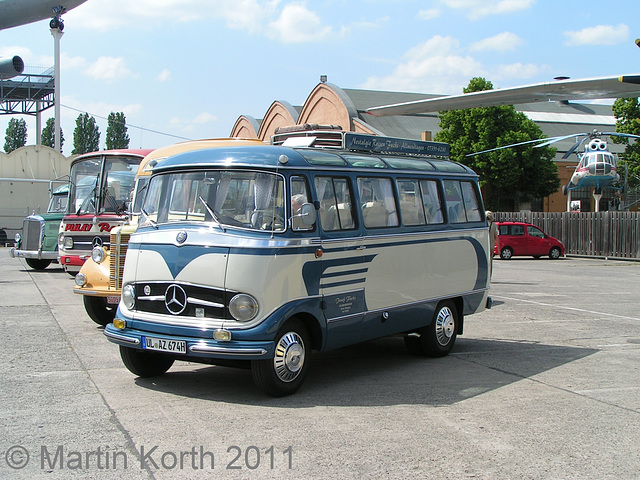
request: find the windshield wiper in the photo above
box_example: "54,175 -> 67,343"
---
140,207 -> 158,229
76,183 -> 98,215
199,196 -> 226,232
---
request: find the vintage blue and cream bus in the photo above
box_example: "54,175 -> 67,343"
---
104,128 -> 492,396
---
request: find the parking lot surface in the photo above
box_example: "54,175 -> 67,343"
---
1,249 -> 639,479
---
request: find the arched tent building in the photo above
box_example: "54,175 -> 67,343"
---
230,81 -> 624,212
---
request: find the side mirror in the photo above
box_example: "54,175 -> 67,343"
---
292,203 -> 316,230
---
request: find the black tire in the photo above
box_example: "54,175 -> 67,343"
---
500,247 -> 513,260
251,319 -> 311,397
119,346 -> 174,378
549,247 -> 562,260
83,295 -> 116,326
25,258 -> 51,270
403,301 -> 459,357
422,301 -> 459,357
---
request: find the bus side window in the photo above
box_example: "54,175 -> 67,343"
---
460,181 -> 482,222
397,179 -> 426,226
419,179 -> 444,224
290,176 -> 313,231
314,176 -> 355,231
358,177 -> 398,228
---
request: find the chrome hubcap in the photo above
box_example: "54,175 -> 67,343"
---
273,332 -> 305,382
435,307 -> 455,346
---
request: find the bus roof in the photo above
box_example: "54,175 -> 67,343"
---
136,138 -> 264,177
70,149 -> 154,165
152,143 -> 476,176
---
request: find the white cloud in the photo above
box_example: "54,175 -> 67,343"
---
470,32 -> 524,52
193,112 -> 217,124
418,9 -> 441,20
564,24 -> 629,46
441,0 -> 535,20
84,56 -> 135,82
157,69 -> 171,82
495,62 -> 546,80
267,3 -> 337,43
361,36 -> 485,94
66,0 -> 344,44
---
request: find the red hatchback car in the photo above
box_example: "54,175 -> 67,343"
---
494,222 -> 565,260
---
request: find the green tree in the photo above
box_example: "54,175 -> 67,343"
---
41,117 -> 65,152
435,77 -> 560,211
611,97 -> 640,183
72,113 -> 100,155
4,117 -> 28,153
106,111 -> 130,150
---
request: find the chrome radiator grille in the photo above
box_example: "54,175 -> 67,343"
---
109,231 -> 130,290
23,218 -> 43,251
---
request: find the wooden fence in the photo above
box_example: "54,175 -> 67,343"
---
495,211 -> 640,260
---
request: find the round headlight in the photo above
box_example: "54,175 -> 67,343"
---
63,236 -> 74,249
14,233 -> 22,243
122,284 -> 136,310
75,272 -> 87,287
57,233 -> 65,248
229,294 -> 259,322
91,246 -> 106,264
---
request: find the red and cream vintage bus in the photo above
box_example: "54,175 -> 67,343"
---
58,149 -> 153,274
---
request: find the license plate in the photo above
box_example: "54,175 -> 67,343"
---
106,295 -> 120,305
142,336 -> 187,354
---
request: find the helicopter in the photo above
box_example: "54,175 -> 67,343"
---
469,130 -> 640,212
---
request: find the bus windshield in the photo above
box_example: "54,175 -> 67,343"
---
100,157 -> 140,214
69,158 -> 100,215
141,170 -> 285,231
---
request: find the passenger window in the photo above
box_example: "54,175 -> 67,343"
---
512,225 -> 525,236
358,177 -> 399,228
314,176 -> 355,231
443,180 -> 482,223
398,179 -> 426,226
528,226 -> 544,238
498,225 -> 509,235
460,181 -> 482,222
290,176 -> 313,231
419,180 -> 444,224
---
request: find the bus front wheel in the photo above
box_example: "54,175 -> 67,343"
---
83,295 -> 116,326
252,319 -> 311,397
119,346 -> 174,378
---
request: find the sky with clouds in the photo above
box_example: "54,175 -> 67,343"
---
0,0 -> 637,155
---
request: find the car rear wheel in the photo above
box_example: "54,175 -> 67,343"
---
25,258 -> 51,270
83,295 -> 116,326
549,247 -> 562,259
500,247 -> 513,260
119,346 -> 174,377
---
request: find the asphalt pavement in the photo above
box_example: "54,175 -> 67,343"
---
0,248 -> 639,479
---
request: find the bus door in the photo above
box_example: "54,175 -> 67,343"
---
311,175 -> 366,350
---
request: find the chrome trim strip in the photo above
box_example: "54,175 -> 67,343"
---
189,344 -> 267,356
104,330 -> 140,345
138,295 -> 165,301
188,297 -> 225,308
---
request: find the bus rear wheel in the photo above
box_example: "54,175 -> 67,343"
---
404,301 -> 458,357
252,319 -> 310,396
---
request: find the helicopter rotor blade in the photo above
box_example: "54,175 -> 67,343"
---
561,139 -> 586,159
467,137 -> 551,156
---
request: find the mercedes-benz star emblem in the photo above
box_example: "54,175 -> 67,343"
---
165,284 -> 187,315
176,231 -> 187,244
92,236 -> 103,248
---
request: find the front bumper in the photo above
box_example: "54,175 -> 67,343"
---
104,324 -> 274,361
9,247 -> 59,261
